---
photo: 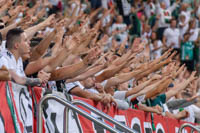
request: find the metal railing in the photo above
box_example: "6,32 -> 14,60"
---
71,100 -> 137,133
191,126 -> 200,133
178,123 -> 200,133
37,94 -> 121,133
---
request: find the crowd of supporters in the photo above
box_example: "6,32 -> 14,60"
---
0,0 -> 200,125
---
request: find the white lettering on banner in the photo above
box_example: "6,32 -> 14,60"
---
43,100 -> 64,133
68,110 -> 83,133
91,112 -> 106,133
12,82 -> 33,133
156,123 -> 165,133
175,127 -> 188,133
131,117 -> 142,133
114,115 -> 127,132
0,113 -> 5,133
144,122 -> 153,133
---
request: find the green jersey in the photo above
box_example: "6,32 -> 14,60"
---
181,41 -> 194,61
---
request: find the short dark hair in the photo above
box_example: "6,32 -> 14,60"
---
6,28 -> 24,49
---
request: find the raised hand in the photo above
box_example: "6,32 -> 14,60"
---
37,70 -> 51,84
189,71 -> 197,82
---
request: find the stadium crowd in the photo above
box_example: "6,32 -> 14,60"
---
0,0 -> 200,125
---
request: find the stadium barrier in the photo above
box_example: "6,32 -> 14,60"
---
0,81 -> 198,133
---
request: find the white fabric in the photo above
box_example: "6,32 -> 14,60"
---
179,22 -> 189,40
86,88 -> 99,94
0,41 -> 6,53
65,81 -> 84,93
163,28 -> 180,48
115,99 -> 129,110
101,80 -> 108,87
121,0 -> 131,16
183,106 -> 195,123
157,3 -> 177,28
102,15 -> 111,27
163,103 -> 170,112
159,0 -> 170,8
136,94 -> 146,103
144,2 -> 156,18
180,11 -> 191,24
111,23 -> 128,43
48,0 -> 59,6
192,105 -> 200,119
150,40 -> 163,59
114,91 -> 127,100
189,28 -> 199,42
0,50 -> 25,76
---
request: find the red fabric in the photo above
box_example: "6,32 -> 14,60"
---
8,82 -> 24,133
0,82 -> 15,133
57,1 -> 62,11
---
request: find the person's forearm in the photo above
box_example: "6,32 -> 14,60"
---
166,79 -> 191,101
136,60 -> 169,80
43,48 -> 72,73
112,50 -> 132,66
145,78 -> 172,99
30,30 -> 56,61
0,3 -> 9,16
9,70 -> 41,86
95,61 -> 127,82
25,22 -> 45,39
126,79 -> 153,98
27,2 -> 40,15
25,57 -> 53,75
0,23 -> 18,40
49,61 -> 88,81
66,65 -> 105,83
138,104 -> 160,114
128,79 -> 165,101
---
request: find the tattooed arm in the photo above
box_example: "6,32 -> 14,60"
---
24,78 -> 41,86
9,70 -> 50,86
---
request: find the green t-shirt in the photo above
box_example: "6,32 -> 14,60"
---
149,94 -> 166,107
181,41 -> 194,61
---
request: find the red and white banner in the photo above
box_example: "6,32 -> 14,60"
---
0,81 -> 198,133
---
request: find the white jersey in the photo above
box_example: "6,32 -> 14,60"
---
0,50 -> 25,77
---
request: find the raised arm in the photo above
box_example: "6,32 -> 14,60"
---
66,65 -> 106,83
29,29 -> 57,61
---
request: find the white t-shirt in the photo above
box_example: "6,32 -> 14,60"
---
163,28 -> 180,48
144,2 -> 156,18
150,40 -> 163,60
114,91 -> 126,100
180,11 -> 191,24
189,28 -> 199,42
0,41 -> 6,54
179,22 -> 189,40
65,81 -> 84,93
112,23 -> 128,44
121,0 -> 131,16
157,3 -> 177,28
0,50 -> 25,77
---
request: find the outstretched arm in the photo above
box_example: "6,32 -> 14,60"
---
66,65 -> 105,83
104,69 -> 142,91
29,29 -> 56,61
165,71 -> 197,101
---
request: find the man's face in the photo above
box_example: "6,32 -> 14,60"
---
18,33 -> 31,59
160,2 -> 166,9
171,20 -> 176,28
